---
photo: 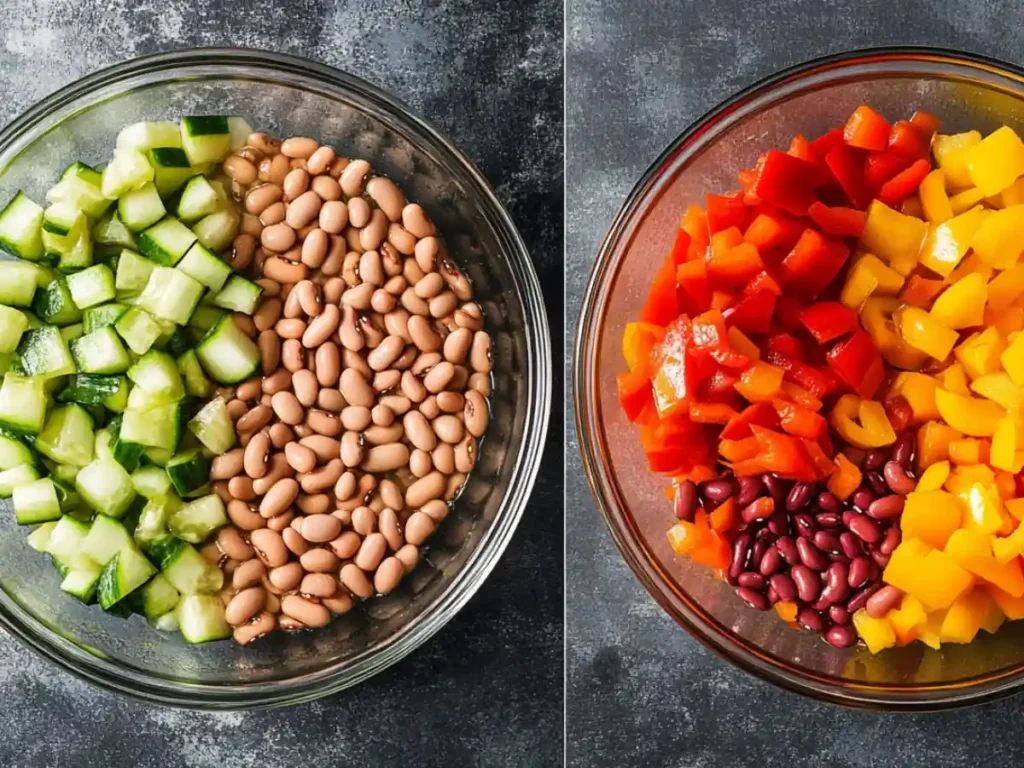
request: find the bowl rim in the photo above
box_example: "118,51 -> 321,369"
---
0,47 -> 552,709
574,45 -> 1024,711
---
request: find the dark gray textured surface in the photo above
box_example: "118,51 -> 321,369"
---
567,2 -> 1024,767
0,1 -> 563,766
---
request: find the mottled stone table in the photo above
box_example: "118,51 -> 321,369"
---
567,1 -> 1024,766
0,1 -> 563,766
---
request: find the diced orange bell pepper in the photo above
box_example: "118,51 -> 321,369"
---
651,318 -> 697,417
917,421 -> 963,468
844,105 -> 890,150
826,453 -> 862,500
774,601 -> 798,624
851,253 -> 905,295
992,522 -> 1024,564
726,327 -> 760,362
709,497 -> 737,533
779,382 -> 822,412
969,372 -> 1024,411
860,298 -> 929,371
929,273 -> 986,330
617,370 -> 653,422
948,438 -> 989,465
884,539 -> 973,610
972,204 -> 1024,269
622,321 -> 667,374
933,131 -> 982,190
899,274 -> 946,309
934,387 -> 1005,438
965,126 -> 1024,196
853,609 -> 897,654
688,401 -> 738,425
901,490 -> 962,549
719,436 -> 760,463
981,595 -> 1006,634
917,205 -> 987,277
991,413 -> 1024,472
946,251 -> 994,286
839,259 -> 880,310
898,305 -> 959,361
899,196 -> 924,219
917,460 -> 950,491
988,584 -> 1024,619
667,519 -> 704,555
772,399 -> 826,439
690,530 -> 731,570
919,168 -> 954,223
887,595 -> 928,646
1000,331 -> 1024,386
1002,176 -> 1024,207
733,361 -> 784,402
859,200 -> 928,276
743,211 -> 805,250
984,306 -> 1024,337
944,464 -> 996,496
935,363 -> 971,396
830,394 -> 897,449
946,528 -> 1024,596
939,588 -> 994,644
889,372 -> 940,424
959,482 -> 1009,535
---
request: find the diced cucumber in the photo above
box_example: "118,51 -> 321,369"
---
149,148 -> 194,197
59,374 -> 127,411
97,545 -> 156,609
35,404 -> 95,466
195,316 -> 260,384
47,174 -> 111,220
44,515 -> 93,574
75,460 -> 137,519
118,182 -> 166,232
139,573 -> 180,621
0,261 -> 42,306
0,426 -> 36,470
52,475 -> 84,514
101,149 -> 154,199
0,375 -> 47,435
82,303 -> 128,333
132,465 -> 174,499
60,162 -> 102,188
187,398 -> 235,454
120,400 -> 185,452
137,266 -> 204,325
143,446 -> 175,466
165,449 -> 211,497
60,324 -> 84,343
176,176 -> 224,223
17,326 -> 76,378
32,279 -> 83,326
55,228 -> 93,273
133,493 -> 179,551
0,192 -> 44,261
168,492 -> 225,543
150,534 -> 224,595
188,305 -> 226,334
212,274 -> 263,315
176,242 -> 231,293
117,121 -> 182,152
227,117 -> 254,150
94,428 -> 114,463
177,594 -> 230,643
65,264 -> 115,309
80,514 -> 131,565
106,413 -> 145,472
114,249 -> 156,293
154,612 -> 180,632
176,349 -> 212,398
192,209 -> 240,252
0,305 -> 28,353
180,116 -> 232,165
127,350 -> 184,399
42,203 -> 86,240
60,562 -> 103,603
114,306 -> 162,355
0,463 -> 41,497
27,521 -> 57,551
70,326 -> 131,374
137,217 -> 197,266
13,477 -> 62,524
92,210 -> 137,250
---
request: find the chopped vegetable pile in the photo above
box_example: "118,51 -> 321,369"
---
619,104 -> 1024,653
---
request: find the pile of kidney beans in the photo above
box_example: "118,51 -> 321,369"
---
674,433 -> 918,648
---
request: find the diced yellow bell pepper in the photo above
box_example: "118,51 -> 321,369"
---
887,595 -> 928,646
946,528 -> 1024,596
995,471 -> 1018,501
852,610 -> 897,654
829,395 -> 897,449
929,273 -> 987,330
965,126 -> 1024,196
948,438 -> 989,465
946,252 -> 995,286
988,584 -> 1024,619
885,540 -> 973,611
939,588 -> 992,644
986,264 -> 1024,312
959,482 -> 1008,535
1002,176 -> 1024,207
936,363 -> 971,396
934,387 -> 1005,437
955,327 -> 1005,380
861,298 -> 929,371
853,253 -> 904,295
917,460 -> 950,492
901,490 -> 963,549
899,306 -> 959,361
971,372 -> 1024,411
934,131 -> 982,190
945,464 -> 996,495
972,204 -> 1024,269
992,522 -> 1024,564
919,168 -> 953,223
859,200 -> 928,277
984,306 -> 1024,337
1000,331 -> 1024,386
991,413 -> 1023,472
890,372 -> 941,423
917,206 -> 988,277
726,326 -> 759,362
981,594 -> 1006,634
950,187 -> 988,214
917,420 -> 963,468
839,265 -> 879,311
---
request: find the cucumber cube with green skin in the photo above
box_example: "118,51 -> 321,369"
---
137,266 -> 204,325
195,316 -> 260,384
127,350 -> 184,399
132,465 -> 174,500
165,450 -> 212,498
192,209 -> 240,252
150,534 -> 223,595
188,305 -> 226,334
97,545 -> 157,609
82,303 -> 128,333
58,374 -> 126,409
17,326 -> 76,378
137,217 -> 196,266
65,264 -> 116,309
115,249 -> 156,293
180,116 -> 232,166
0,261 -> 42,306
60,324 -> 84,343
13,477 -> 62,524
32,279 -> 83,326
0,192 -> 45,261
177,349 -> 212,397
92,210 -> 137,249
115,307 -> 163,355
42,203 -> 86,240
212,274 -> 263,314
0,306 -> 28,354
0,375 -> 47,435
51,475 -> 83,514
177,594 -> 230,643
120,400 -> 185,452
60,563 -> 103,603
35,404 -> 95,466
176,176 -> 224,223
138,573 -> 180,620
117,121 -> 183,152
76,460 -> 137,519
118,182 -> 166,233
42,515 -> 91,567
48,164 -> 111,219
101,148 -> 154,199
55,227 -> 94,274
133,493 -> 179,550
0,425 -> 36,470
27,521 -> 57,552
187,398 -> 235,454
0,464 -> 41,497
80,513 -> 132,566
70,326 -> 132,374
168,492 -> 225,543
176,242 -> 231,292
149,147 -> 194,197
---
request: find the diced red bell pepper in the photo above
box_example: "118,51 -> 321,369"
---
798,301 -> 859,344
773,398 -> 827,439
618,369 -> 653,422
709,291 -> 734,311
888,120 -> 930,159
910,110 -> 940,139
780,381 -> 823,412
750,425 -> 818,480
826,329 -> 885,399
710,226 -> 744,259
751,150 -> 826,215
676,259 -> 711,315
689,401 -> 738,424
824,145 -> 872,210
706,242 -> 765,288
641,253 -> 679,326
765,331 -> 805,361
702,368 -> 740,402
691,309 -> 752,370
788,133 -> 814,161
766,352 -> 834,400
778,229 -> 850,299
721,401 -> 780,440
807,201 -> 867,237
706,193 -> 750,234
681,205 -> 710,262
745,270 -> 783,297
668,225 -> 693,267
803,438 -> 837,478
650,317 -> 696,416
641,413 -> 709,474
863,150 -> 914,192
809,128 -> 845,162
723,291 -> 776,335
844,105 -> 891,151
743,210 -> 805,251
877,158 -> 930,206
772,295 -> 806,334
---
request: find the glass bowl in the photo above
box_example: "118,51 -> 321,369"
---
0,49 -> 550,709
575,47 -> 1024,710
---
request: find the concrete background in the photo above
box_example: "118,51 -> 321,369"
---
567,1 -> 1024,766
0,1 -> 564,766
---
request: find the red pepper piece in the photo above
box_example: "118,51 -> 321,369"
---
766,331 -> 804,360
743,206 -> 806,251
771,295 -> 806,335
823,145 -> 872,209
843,105 -> 891,151
744,270 -> 783,297
706,242 -> 765,288
765,352 -> 834,400
773,399 -> 827,439
863,150 -> 914,193
618,369 -> 653,422
798,301 -> 859,343
888,120 -> 930,159
750,150 -> 826,216
668,225 -> 693,267
705,193 -> 750,234
650,317 -> 696,417
719,436 -> 760,462
691,309 -> 752,370
787,133 -> 815,162
681,205 -> 710,262
778,229 -> 850,299
807,201 -> 867,237
826,329 -> 885,399
721,402 -> 780,440
723,291 -> 776,335
689,401 -> 738,424
710,226 -> 744,259
640,253 -> 679,326
910,110 -> 941,140
802,439 -> 837,479
641,413 -> 709,474
750,425 -> 818,480
675,259 -> 711,314
809,128 -> 845,162
877,158 -> 931,206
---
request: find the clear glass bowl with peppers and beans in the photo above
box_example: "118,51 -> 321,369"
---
577,48 -> 1024,709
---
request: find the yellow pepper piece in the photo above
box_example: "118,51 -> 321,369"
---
726,326 -> 759,362
1000,331 -> 1024,386
954,327 -> 1005,380
852,253 -> 904,295
945,464 -> 996,495
852,610 -> 896,654
988,584 -> 1024,619
984,306 -> 1024,337
934,387 -> 1005,437
950,187 -> 988,214
959,482 -> 1007,534
829,394 -> 897,449
981,595 -> 1006,634
972,204 -> 1024,269
861,298 -> 928,371
901,490 -> 963,549
970,372 -> 1024,411
992,522 -> 1024,564
885,540 -> 973,611
887,595 -> 928,646
946,252 -> 994,287
859,201 -> 928,277
986,264 -> 1024,312
917,460 -> 950,492
890,372 -> 940,423
733,361 -> 784,402
918,206 -> 988,277
995,470 -> 1018,501
1002,177 -> 1024,207
919,168 -> 953,223
966,126 -> 1024,196
899,306 -> 959,361
917,420 -> 963,468
839,266 -> 878,311
948,438 -> 989,465
939,589 -> 992,644
934,131 -> 982,190
946,528 -> 1024,596
936,363 -> 970,396
991,413 -> 1022,471
929,273 -> 987,330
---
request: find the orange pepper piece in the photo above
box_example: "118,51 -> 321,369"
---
733,361 -> 785,402
827,453 -> 862,500
709,497 -> 737,533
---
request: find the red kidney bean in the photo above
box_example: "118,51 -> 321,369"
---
848,556 -> 872,587
674,480 -> 697,521
819,562 -> 851,606
791,565 -> 821,602
851,488 -> 875,511
758,546 -> 783,577
847,514 -> 882,544
828,605 -> 850,625
846,584 -> 881,613
865,470 -> 887,495
862,449 -> 888,471
813,531 -> 842,554
870,550 -> 891,569
729,532 -> 753,579
750,539 -> 770,571
816,491 -> 839,512
824,625 -> 856,648
785,482 -> 813,511
736,587 -> 768,611
736,476 -> 764,507
769,573 -> 797,601
828,552 -> 849,564
879,526 -> 901,555
793,513 -> 816,539
737,572 -> 765,590
815,512 -> 841,528
702,478 -> 734,503
766,585 -> 780,605
866,494 -> 904,520
892,432 -> 915,467
797,608 -> 824,632
796,537 -> 828,570
762,474 -> 789,503
776,536 -> 799,565
741,497 -> 774,524
840,532 -> 864,559
755,526 -> 775,541
883,461 -> 916,494
767,511 -> 790,536
866,585 -> 904,618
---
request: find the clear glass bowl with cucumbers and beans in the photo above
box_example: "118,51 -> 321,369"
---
0,50 -> 549,707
